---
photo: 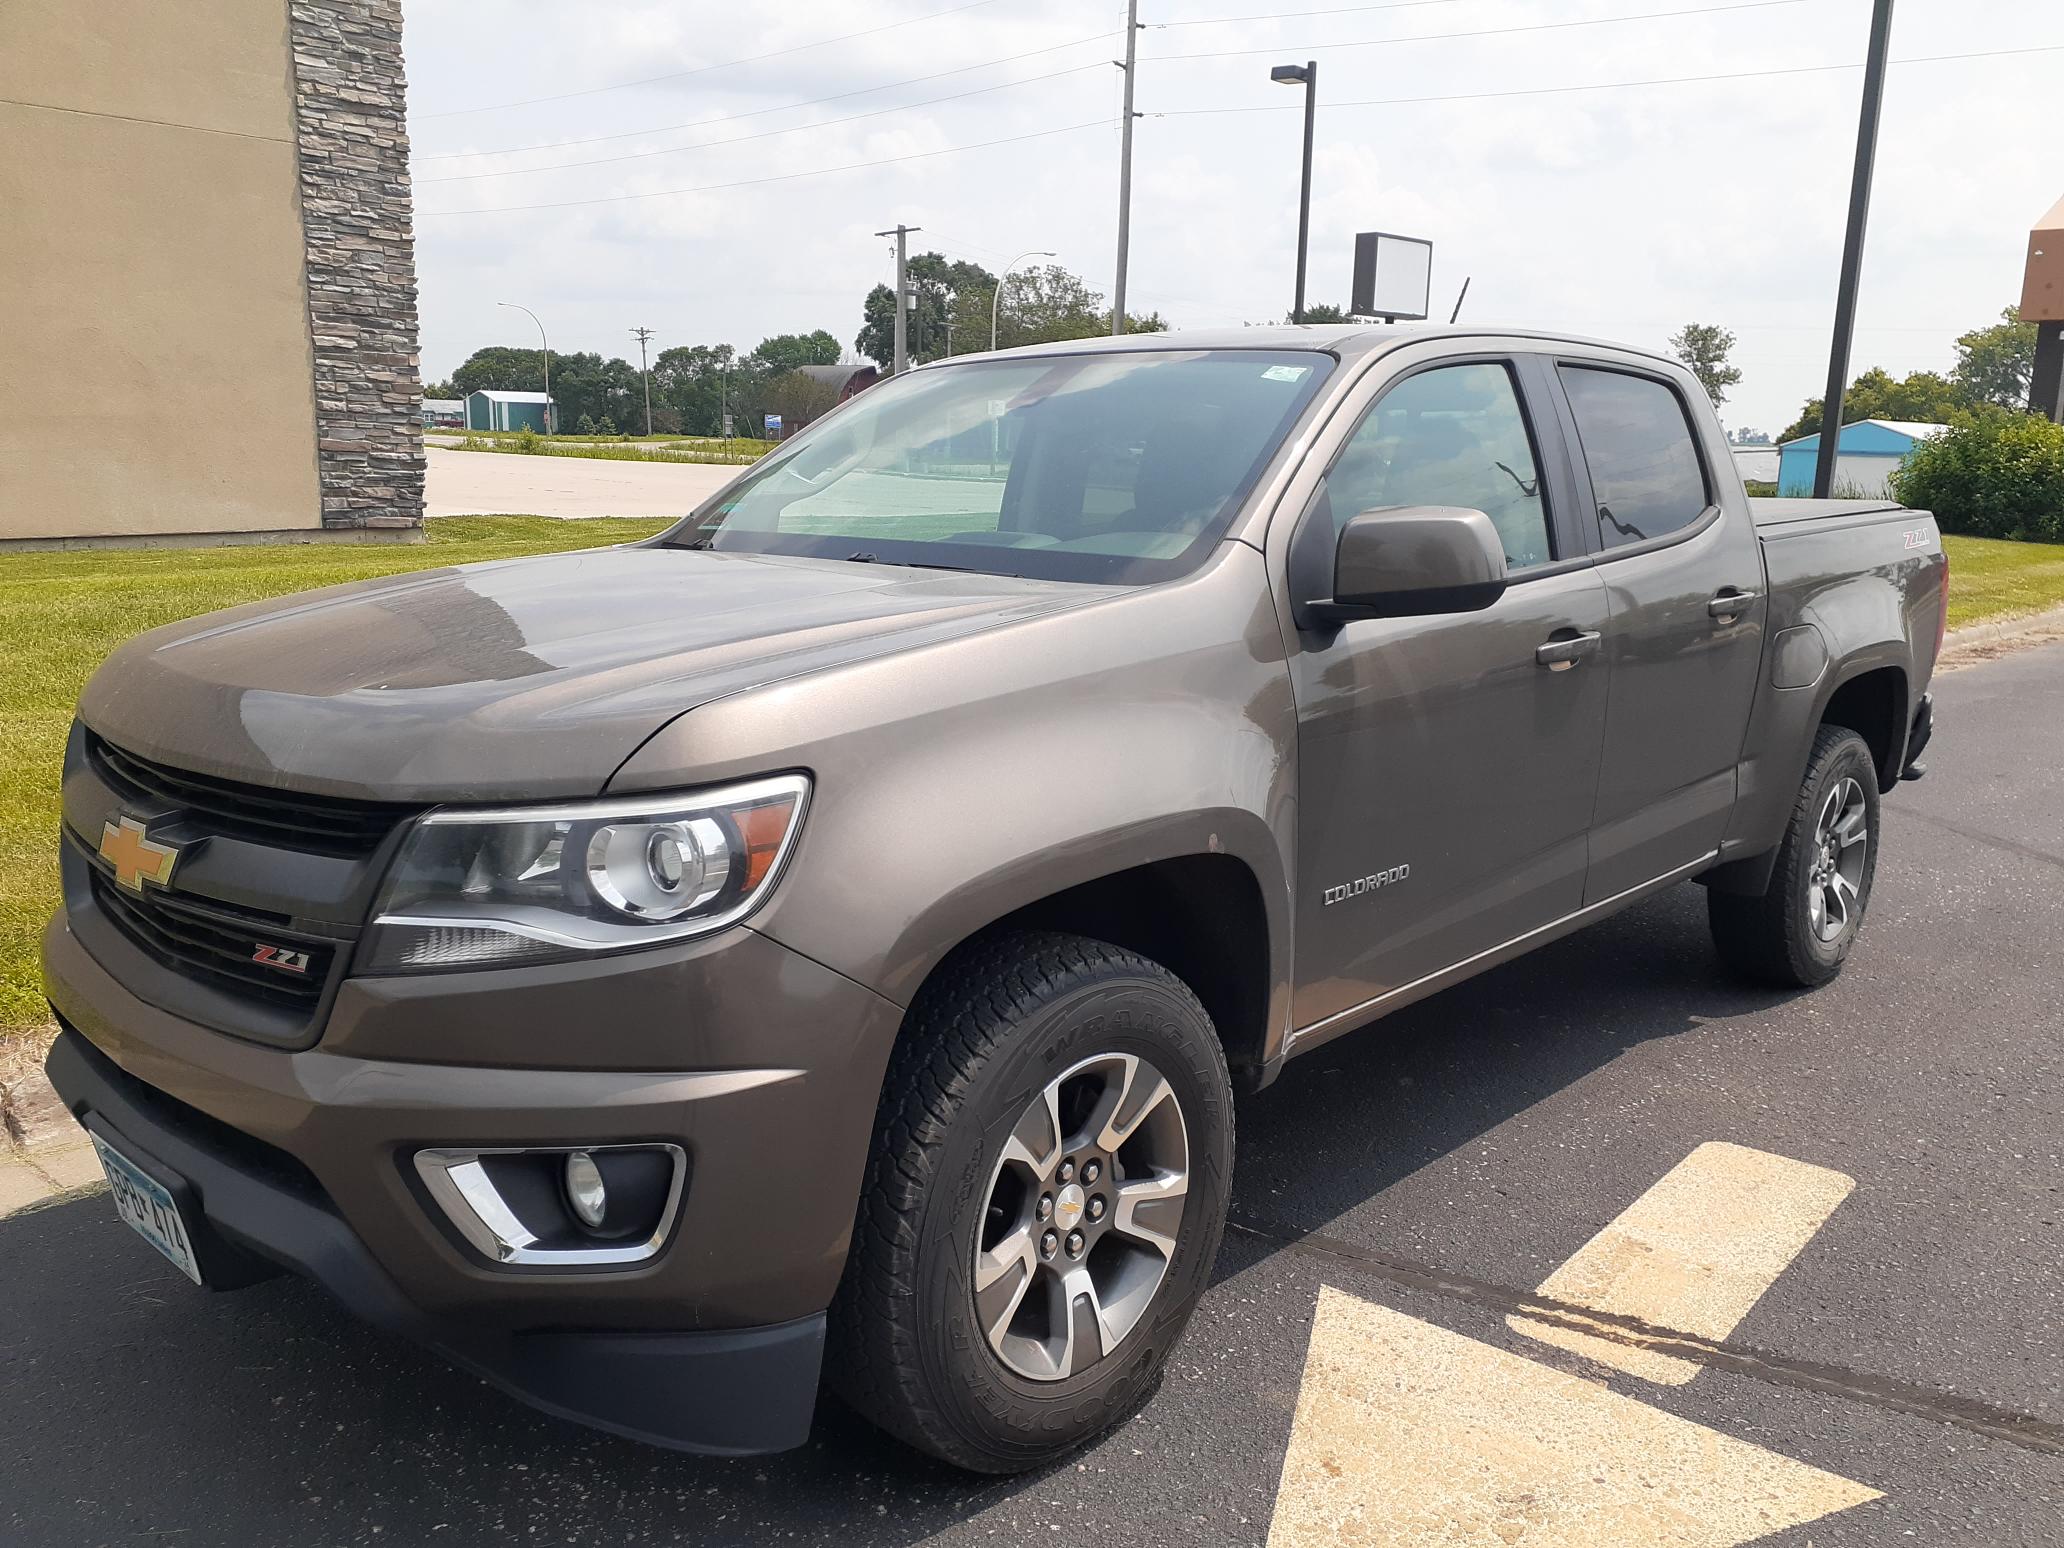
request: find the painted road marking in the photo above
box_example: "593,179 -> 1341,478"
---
1268,1287 -> 1881,1548
1508,1142 -> 1855,1385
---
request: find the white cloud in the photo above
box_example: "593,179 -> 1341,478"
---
404,0 -> 2063,430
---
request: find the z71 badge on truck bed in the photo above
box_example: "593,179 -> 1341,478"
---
44,324 -> 1946,1473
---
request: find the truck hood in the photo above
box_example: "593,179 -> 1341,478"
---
78,544 -> 1108,801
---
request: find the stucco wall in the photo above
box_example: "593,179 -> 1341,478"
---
0,0 -> 324,540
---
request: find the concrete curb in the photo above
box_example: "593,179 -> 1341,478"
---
0,1042 -> 99,1220
1937,602 -> 2064,669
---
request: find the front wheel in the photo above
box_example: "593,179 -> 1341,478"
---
827,931 -> 1233,1473
1708,724 -> 1881,987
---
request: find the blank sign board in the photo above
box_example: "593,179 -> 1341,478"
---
1351,231 -> 1433,321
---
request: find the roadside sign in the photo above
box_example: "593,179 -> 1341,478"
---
721,413 -> 734,437
763,414 -> 783,435
1351,230 -> 1433,322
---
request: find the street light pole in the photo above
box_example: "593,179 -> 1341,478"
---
629,325 -> 654,436
497,301 -> 552,432
991,250 -> 1058,353
1271,62 -> 1318,324
1813,0 -> 1895,499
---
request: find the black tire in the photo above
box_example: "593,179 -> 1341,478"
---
826,930 -> 1234,1473
1708,725 -> 1881,987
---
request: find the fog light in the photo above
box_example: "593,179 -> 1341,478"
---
564,1150 -> 607,1228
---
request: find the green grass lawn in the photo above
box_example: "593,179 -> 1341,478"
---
1,519 -> 2060,1049
1940,534 -> 2064,629
0,517 -> 668,1044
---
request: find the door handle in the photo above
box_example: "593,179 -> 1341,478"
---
1535,631 -> 1602,671
1708,590 -> 1759,621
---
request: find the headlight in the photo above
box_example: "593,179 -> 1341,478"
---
360,774 -> 809,972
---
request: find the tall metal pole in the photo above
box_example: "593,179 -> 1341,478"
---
630,325 -> 654,436
1111,0 -> 1139,335
1293,61 -> 1317,325
497,301 -> 551,432
1813,0 -> 1895,499
992,250 -> 1058,352
875,224 -> 919,374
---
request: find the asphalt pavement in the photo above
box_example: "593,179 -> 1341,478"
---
3,643 -> 2060,1546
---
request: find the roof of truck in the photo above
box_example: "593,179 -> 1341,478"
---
935,324 -> 1681,371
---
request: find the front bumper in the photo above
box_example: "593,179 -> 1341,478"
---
41,908 -> 905,1454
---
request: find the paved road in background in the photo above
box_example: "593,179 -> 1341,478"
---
423,446 -> 740,519
4,644 -> 2060,1546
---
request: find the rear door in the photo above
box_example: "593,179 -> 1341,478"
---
1280,350 -> 1612,1032
1549,360 -> 1767,901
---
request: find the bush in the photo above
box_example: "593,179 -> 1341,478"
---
513,426 -> 543,455
1890,412 -> 2064,541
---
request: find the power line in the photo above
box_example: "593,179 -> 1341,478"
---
1144,0 -> 1808,64
414,29 -> 1119,163
420,0 -> 1014,118
418,62 -> 1105,184
1154,43 -> 2064,117
1160,0 -> 1473,27
418,119 -> 1109,218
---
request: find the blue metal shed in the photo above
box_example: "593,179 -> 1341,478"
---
465,390 -> 554,433
1776,419 -> 1945,497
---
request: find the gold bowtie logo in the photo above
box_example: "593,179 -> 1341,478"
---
99,816 -> 179,892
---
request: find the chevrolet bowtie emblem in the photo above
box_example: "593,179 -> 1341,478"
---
99,816 -> 180,892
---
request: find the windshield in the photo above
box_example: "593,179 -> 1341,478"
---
667,349 -> 1334,584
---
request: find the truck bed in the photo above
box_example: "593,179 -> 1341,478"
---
1748,496 -> 1906,529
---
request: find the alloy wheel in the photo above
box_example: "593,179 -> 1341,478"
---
1807,775 -> 1869,943
972,1052 -> 1190,1382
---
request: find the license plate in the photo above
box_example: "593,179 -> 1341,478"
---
91,1132 -> 203,1286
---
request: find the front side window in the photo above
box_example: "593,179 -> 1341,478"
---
1560,366 -> 1710,549
669,350 -> 1334,585
1319,362 -> 1553,570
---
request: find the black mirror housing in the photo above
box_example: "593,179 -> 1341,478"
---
1308,506 -> 1509,624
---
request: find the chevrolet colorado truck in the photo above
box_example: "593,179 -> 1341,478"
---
43,326 -> 1946,1472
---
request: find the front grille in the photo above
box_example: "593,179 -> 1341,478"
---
87,866 -> 334,1014
87,731 -> 415,857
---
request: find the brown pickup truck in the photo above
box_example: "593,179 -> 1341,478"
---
44,326 -> 1945,1471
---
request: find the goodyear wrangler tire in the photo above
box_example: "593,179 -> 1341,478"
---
827,930 -> 1234,1473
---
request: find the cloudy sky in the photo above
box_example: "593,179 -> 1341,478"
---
402,0 -> 2060,435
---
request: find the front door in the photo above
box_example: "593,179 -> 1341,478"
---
1552,362 -> 1767,901
1285,357 -> 1612,1032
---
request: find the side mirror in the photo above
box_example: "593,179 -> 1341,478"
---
1308,506 -> 1508,625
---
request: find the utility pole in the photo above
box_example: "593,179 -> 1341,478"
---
1813,0 -> 1895,499
629,326 -> 654,436
875,224 -> 919,374
1111,0 -> 1140,335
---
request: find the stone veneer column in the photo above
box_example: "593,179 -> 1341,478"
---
287,0 -> 425,530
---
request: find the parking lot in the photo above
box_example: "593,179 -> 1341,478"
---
4,640 -> 2059,1547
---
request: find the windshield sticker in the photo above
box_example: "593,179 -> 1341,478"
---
1261,364 -> 1311,383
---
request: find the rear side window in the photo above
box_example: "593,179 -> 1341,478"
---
1560,366 -> 1710,549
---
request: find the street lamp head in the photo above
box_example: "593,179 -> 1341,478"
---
1271,63 -> 1311,85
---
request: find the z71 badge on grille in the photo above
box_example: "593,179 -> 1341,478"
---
251,944 -> 313,974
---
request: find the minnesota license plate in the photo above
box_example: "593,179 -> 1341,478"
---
91,1132 -> 203,1286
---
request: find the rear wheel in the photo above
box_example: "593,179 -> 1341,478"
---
827,931 -> 1233,1473
1708,725 -> 1881,987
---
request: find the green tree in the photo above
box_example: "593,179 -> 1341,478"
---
1287,302 -> 1353,323
1670,322 -> 1743,407
449,346 -> 641,432
761,370 -> 844,430
1777,367 -> 1966,443
651,343 -> 741,436
748,331 -> 842,372
855,253 -> 999,367
1951,305 -> 2038,409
